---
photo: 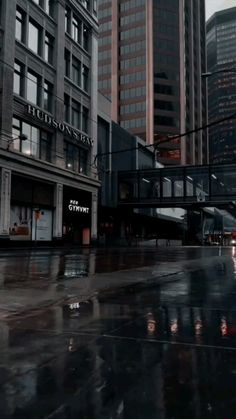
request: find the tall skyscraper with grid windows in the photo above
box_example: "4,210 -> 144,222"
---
98,0 -> 207,165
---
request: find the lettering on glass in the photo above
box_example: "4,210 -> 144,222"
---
68,200 -> 90,213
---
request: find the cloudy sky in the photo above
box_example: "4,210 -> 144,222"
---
205,0 -> 236,20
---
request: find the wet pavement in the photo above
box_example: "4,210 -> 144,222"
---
1,246 -> 236,417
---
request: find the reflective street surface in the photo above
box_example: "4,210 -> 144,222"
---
0,247 -> 236,418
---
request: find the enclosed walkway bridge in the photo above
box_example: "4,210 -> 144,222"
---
118,163 -> 236,209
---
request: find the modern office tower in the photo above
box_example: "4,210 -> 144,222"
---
98,0 -> 207,165
0,0 -> 99,244
206,7 -> 236,164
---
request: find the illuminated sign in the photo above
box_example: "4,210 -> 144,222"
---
27,105 -> 93,147
69,302 -> 80,310
68,200 -> 90,213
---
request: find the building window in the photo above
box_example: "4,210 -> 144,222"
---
64,49 -> 70,77
12,117 -> 51,162
66,143 -> 77,170
64,94 -> 70,123
14,61 -> 24,96
82,65 -> 89,92
81,0 -> 90,9
45,0 -> 54,17
72,56 -> 81,86
40,130 -> 51,162
72,16 -> 81,44
79,148 -> 88,174
93,0 -> 97,14
32,0 -> 43,5
71,100 -> 81,129
28,20 -> 41,55
82,106 -> 89,133
21,121 -> 39,156
43,81 -> 53,112
83,25 -> 89,51
65,7 -> 71,33
15,7 -> 25,42
45,33 -> 53,64
27,70 -> 40,105
65,142 -> 88,175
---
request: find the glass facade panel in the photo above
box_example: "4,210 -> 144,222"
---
211,166 -> 236,198
185,168 -> 209,199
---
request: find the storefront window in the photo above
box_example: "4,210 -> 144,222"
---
10,205 -> 31,241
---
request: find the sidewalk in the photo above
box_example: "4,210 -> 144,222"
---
0,253 -> 229,319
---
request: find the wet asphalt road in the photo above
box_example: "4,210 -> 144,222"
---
1,246 -> 236,418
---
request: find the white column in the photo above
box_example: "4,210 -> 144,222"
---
0,168 -> 11,237
53,183 -> 63,239
91,191 -> 98,243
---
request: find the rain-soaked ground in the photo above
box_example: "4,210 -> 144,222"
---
1,246 -> 236,418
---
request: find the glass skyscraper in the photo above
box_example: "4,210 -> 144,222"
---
98,0 -> 207,165
206,7 -> 236,164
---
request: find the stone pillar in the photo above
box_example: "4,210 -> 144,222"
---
53,183 -> 63,240
91,191 -> 98,243
90,32 -> 98,180
0,168 -> 11,239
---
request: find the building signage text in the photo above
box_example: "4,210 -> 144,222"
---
27,105 -> 93,148
68,200 -> 90,213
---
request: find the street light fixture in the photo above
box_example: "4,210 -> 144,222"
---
7,133 -> 28,150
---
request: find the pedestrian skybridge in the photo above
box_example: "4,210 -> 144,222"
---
118,163 -> 236,208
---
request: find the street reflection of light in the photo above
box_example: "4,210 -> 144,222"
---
164,177 -> 171,182
195,319 -> 203,335
147,319 -> 156,334
170,319 -> 178,334
68,337 -> 77,352
187,176 -> 193,181
232,246 -> 236,257
220,182 -> 224,187
211,174 -> 217,180
220,317 -> 228,336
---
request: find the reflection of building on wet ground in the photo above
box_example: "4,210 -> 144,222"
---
0,0 -> 99,246
2,283 -> 236,417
